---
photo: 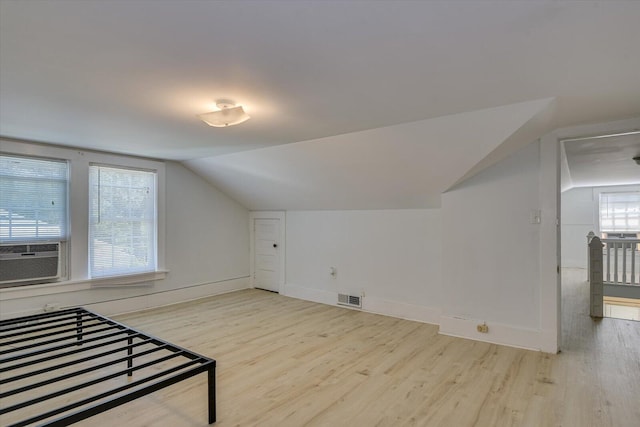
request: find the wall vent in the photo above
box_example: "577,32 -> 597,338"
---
0,242 -> 60,287
338,293 -> 362,308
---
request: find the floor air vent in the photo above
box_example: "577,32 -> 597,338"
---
338,293 -> 362,308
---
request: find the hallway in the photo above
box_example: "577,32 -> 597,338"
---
560,268 -> 640,425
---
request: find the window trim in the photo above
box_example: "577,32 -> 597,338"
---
594,186 -> 640,236
0,270 -> 169,301
598,191 -> 640,234
88,163 -> 159,278
0,138 -> 166,295
0,152 -> 70,243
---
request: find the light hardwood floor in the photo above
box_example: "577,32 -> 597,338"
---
6,270 -> 640,426
604,296 -> 640,321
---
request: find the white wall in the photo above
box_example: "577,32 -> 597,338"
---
441,141 -> 543,348
560,141 -> 573,192
282,140 -> 557,351
1,136 -> 560,351
0,140 -> 250,318
284,209 -> 442,324
561,187 -> 596,269
164,161 -> 249,287
561,184 -> 640,269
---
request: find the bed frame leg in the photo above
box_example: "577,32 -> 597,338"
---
127,335 -> 133,377
208,365 -> 216,424
76,312 -> 83,346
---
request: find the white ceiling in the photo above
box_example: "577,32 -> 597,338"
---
185,98 -> 553,209
1,1 -> 639,210
563,131 -> 640,188
1,1 -> 639,161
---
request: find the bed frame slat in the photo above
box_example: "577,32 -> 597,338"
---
0,308 -> 216,426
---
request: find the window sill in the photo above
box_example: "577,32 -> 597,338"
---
88,270 -> 169,287
0,270 -> 169,300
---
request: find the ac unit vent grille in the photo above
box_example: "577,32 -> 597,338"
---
338,293 -> 362,308
0,245 -> 28,254
31,243 -> 59,252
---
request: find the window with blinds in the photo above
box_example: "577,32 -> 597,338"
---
89,165 -> 157,277
599,192 -> 640,233
0,154 -> 69,243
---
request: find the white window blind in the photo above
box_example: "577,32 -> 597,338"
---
599,192 -> 640,233
0,154 -> 69,243
89,165 -> 157,278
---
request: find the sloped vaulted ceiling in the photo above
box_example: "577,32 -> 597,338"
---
185,98 -> 555,210
1,1 -> 639,210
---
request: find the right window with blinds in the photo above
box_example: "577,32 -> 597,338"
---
599,191 -> 640,236
89,164 -> 157,278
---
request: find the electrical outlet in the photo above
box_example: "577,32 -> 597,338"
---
477,323 -> 489,333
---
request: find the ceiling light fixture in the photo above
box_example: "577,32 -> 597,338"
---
198,100 -> 250,127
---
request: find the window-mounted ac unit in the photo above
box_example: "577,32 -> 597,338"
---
0,242 -> 60,286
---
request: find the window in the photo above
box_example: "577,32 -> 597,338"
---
0,154 -> 69,243
89,165 -> 157,277
599,192 -> 640,234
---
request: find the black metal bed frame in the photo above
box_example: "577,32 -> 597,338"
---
0,307 -> 216,426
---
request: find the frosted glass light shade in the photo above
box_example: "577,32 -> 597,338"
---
198,105 -> 250,127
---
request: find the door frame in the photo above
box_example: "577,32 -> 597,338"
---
249,211 -> 286,293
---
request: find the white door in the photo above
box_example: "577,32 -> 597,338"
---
254,218 -> 281,292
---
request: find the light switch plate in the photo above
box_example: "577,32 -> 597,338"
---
530,209 -> 542,224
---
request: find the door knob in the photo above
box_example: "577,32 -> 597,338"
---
273,243 -> 278,248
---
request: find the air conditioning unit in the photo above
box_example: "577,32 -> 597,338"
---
0,242 -> 60,286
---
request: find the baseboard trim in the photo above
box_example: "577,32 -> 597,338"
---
80,277 -> 250,317
284,283 -> 440,325
283,283 -> 335,305
439,314 -> 541,351
363,296 -> 440,325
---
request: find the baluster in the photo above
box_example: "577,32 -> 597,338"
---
632,243 -> 637,285
622,242 -> 627,284
602,238 -> 640,285
613,242 -> 618,283
606,243 -> 611,283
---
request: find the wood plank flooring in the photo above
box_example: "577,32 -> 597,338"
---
4,269 -> 640,426
604,296 -> 640,321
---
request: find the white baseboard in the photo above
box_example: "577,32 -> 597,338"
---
283,283 -> 335,305
439,314 -> 541,351
84,277 -> 250,316
0,277 -> 251,320
283,283 -> 440,325
1,279 -> 545,353
363,296 -> 440,325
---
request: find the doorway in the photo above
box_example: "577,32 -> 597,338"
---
250,212 -> 285,293
559,127 -> 640,327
